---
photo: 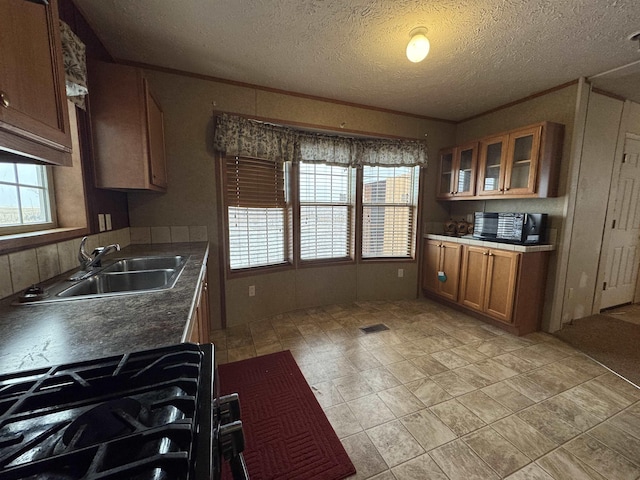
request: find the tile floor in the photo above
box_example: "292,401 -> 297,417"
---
212,298 -> 640,480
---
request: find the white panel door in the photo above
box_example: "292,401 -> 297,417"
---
601,135 -> 640,309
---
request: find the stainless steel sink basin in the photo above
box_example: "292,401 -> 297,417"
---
102,255 -> 187,272
57,270 -> 176,297
16,254 -> 190,304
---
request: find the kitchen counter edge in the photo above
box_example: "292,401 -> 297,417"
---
424,234 -> 555,252
0,242 -> 209,374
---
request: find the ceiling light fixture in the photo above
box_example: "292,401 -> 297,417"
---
406,27 -> 430,63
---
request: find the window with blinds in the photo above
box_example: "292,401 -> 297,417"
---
224,156 -> 287,270
299,162 -> 353,260
362,166 -> 420,258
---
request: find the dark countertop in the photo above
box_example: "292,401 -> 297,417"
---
0,242 -> 209,374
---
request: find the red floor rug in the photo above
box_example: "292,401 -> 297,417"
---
218,350 -> 356,480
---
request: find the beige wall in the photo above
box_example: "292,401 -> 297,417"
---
127,70 -> 456,328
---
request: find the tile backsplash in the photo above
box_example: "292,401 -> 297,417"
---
0,228 -> 132,300
0,226 -> 209,300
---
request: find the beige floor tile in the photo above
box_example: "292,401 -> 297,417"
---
333,373 -> 375,401
430,399 -> 486,436
226,345 -> 256,362
360,366 -> 401,392
341,432 -> 388,480
463,426 -> 530,477
492,352 -> 537,374
537,448 -> 607,480
254,341 -> 283,356
368,471 -> 394,480
492,415 -> 557,459
454,363 -> 499,388
561,381 -> 631,420
348,394 -> 396,430
475,358 -> 519,381
391,342 -> 427,359
391,453 -> 448,480
408,354 -> 449,376
431,370 -> 477,397
562,354 -> 609,378
589,422 -> 640,466
366,420 -> 424,467
517,404 -> 581,444
505,375 -> 556,403
505,463 -> 555,480
251,329 -> 279,346
377,385 -> 425,417
540,395 -> 603,432
592,373 -> 640,402
406,378 -> 452,407
429,439 -> 500,480
476,338 -> 511,357
347,350 -> 384,371
369,346 -> 406,365
608,407 -> 640,439
457,390 -> 511,424
482,381 -> 536,412
324,403 -> 363,438
451,343 -> 488,363
400,409 -> 456,451
385,361 -> 426,384
310,380 -> 344,409
430,350 -> 470,369
564,434 -> 640,480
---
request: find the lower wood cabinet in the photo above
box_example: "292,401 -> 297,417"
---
459,247 -> 519,323
422,240 -> 549,335
422,240 -> 462,301
188,265 -> 211,344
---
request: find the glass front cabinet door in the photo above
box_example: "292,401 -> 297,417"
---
504,125 -> 542,195
437,143 -> 477,199
477,135 -> 508,196
437,148 -> 455,198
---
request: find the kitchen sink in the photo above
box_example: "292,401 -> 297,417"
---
57,270 -> 176,297
102,255 -> 187,272
16,254 -> 190,304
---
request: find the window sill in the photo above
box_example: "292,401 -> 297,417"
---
0,227 -> 88,255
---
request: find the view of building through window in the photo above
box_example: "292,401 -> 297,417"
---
362,166 -> 419,258
224,157 -> 420,270
0,162 -> 51,228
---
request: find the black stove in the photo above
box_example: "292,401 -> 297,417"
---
0,343 -> 247,480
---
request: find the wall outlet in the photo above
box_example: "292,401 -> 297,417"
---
105,214 -> 112,231
398,268 -> 404,278
248,285 -> 255,297
98,214 -> 105,232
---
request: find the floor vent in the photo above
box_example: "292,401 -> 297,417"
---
360,323 -> 389,334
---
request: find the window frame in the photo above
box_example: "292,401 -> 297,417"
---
219,154 -> 292,277
0,163 -> 57,236
297,161 -> 356,265
218,154 -> 424,280
360,165 -> 421,261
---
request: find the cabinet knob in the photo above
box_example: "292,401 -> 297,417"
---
505,187 -> 510,191
499,188 -> 504,192
483,251 -> 488,255
0,91 -> 9,108
450,191 -> 454,194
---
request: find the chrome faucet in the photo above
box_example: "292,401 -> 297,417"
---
77,237 -> 121,270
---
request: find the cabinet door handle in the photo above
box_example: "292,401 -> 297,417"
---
488,252 -> 493,256
0,91 -> 9,108
483,251 -> 488,255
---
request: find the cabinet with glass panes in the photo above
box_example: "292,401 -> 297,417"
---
438,122 -> 564,200
436,143 -> 478,199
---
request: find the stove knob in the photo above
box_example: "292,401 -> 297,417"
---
219,420 -> 246,458
215,393 -> 242,423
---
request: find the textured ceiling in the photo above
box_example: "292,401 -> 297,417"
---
73,0 -> 640,121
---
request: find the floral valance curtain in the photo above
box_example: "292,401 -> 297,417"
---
59,21 -> 89,110
214,113 -> 427,167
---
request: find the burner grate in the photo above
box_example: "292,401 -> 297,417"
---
359,323 -> 389,334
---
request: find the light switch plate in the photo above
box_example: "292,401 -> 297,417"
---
105,214 -> 112,231
98,214 -> 105,232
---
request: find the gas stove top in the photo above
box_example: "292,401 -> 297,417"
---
0,343 -> 217,480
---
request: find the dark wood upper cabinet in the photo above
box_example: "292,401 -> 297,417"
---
0,0 -> 72,166
88,61 -> 167,191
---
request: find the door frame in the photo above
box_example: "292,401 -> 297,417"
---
593,106 -> 640,312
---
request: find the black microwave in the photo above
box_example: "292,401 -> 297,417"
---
473,212 -> 547,244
